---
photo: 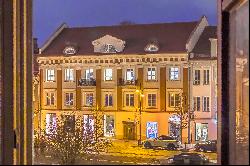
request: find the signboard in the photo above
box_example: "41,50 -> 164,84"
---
146,122 -> 158,139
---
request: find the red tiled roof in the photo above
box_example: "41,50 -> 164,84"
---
40,21 -> 199,56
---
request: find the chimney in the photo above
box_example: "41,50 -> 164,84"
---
33,38 -> 39,54
209,38 -> 217,57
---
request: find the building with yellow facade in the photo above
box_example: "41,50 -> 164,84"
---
33,16 -> 217,143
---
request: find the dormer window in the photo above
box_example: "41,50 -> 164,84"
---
145,44 -> 159,52
103,44 -> 117,53
63,46 -> 77,55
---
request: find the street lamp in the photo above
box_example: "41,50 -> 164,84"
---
136,83 -> 144,146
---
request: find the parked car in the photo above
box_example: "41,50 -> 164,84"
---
167,152 -> 210,165
143,135 -> 181,150
194,140 -> 217,152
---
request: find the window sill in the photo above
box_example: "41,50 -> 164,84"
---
146,107 -> 157,109
44,105 -> 57,108
104,80 -> 114,82
146,79 -> 158,82
83,105 -> 93,107
169,79 -> 180,81
44,81 -> 56,83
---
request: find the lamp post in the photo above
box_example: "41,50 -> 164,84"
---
136,83 -> 144,146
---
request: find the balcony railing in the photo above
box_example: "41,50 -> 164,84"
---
78,78 -> 96,86
118,78 -> 138,86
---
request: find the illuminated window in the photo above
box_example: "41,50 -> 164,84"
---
46,113 -> 56,135
46,92 -> 55,106
169,93 -> 180,107
148,94 -> 156,107
105,93 -> 113,106
104,68 -> 112,81
126,68 -> 134,81
65,68 -> 74,81
203,97 -> 210,112
63,115 -> 75,133
169,67 -> 179,80
85,68 -> 94,80
195,123 -> 208,141
83,115 -> 94,134
146,122 -> 158,139
193,96 -> 201,111
84,93 -> 93,106
147,67 -> 156,80
125,94 -> 134,107
63,46 -> 77,55
203,70 -> 210,85
46,69 -> 55,81
104,115 -> 115,137
65,92 -> 74,106
145,44 -> 159,52
194,70 -> 200,85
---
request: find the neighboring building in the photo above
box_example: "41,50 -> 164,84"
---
189,26 -> 218,142
33,16 -> 217,143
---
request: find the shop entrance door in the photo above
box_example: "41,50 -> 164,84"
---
123,121 -> 136,140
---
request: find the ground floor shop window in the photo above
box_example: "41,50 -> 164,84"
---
195,123 -> 208,141
168,114 -> 181,140
45,113 -> 57,134
104,115 -> 115,137
146,122 -> 158,139
83,115 -> 94,134
63,115 -> 75,132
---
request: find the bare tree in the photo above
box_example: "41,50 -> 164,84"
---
35,108 -> 112,165
169,93 -> 195,143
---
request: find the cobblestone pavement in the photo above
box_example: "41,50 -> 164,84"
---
34,139 -> 217,165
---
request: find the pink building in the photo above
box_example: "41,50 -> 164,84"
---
189,26 -> 217,143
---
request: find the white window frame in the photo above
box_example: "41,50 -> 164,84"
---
65,92 -> 74,106
65,68 -> 74,81
169,92 -> 181,108
193,96 -> 201,111
85,68 -> 94,80
125,93 -> 134,107
46,69 -> 55,82
194,70 -> 200,85
84,92 -> 94,107
203,69 -> 210,85
147,67 -> 156,81
83,114 -> 94,134
148,93 -> 157,107
126,68 -> 135,81
202,96 -> 210,112
104,93 -> 113,107
46,92 -> 55,106
104,68 -> 113,81
169,67 -> 179,81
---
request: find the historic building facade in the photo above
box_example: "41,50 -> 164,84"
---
33,16 -> 217,143
189,26 -> 218,142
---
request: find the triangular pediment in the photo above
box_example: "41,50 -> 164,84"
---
92,34 -> 126,53
92,35 -> 125,46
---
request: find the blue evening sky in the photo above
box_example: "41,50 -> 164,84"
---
34,0 -> 217,47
